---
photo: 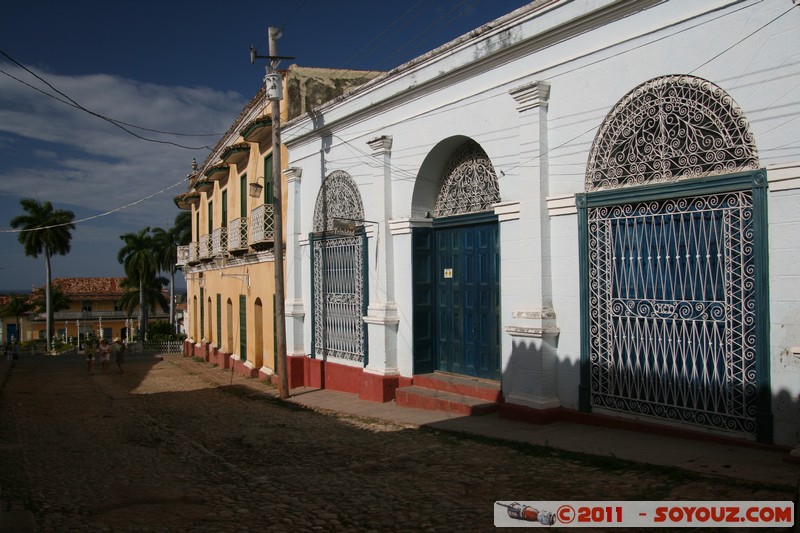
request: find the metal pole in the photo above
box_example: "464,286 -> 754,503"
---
269,26 -> 290,399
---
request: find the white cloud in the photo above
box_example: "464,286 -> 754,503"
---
0,64 -> 246,216
0,64 -> 247,289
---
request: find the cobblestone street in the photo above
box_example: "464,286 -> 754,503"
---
0,354 -> 795,532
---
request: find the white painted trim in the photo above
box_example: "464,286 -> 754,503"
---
364,303 -> 400,326
494,200 -> 521,221
285,299 -> 305,318
388,218 -> 433,235
505,325 -> 560,338
767,162 -> 800,192
547,193 -> 578,216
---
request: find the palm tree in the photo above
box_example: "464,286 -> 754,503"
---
10,198 -> 76,352
32,285 -> 70,316
173,211 -> 191,246
117,227 -> 158,340
3,295 -> 34,342
151,226 -> 179,331
118,274 -> 169,339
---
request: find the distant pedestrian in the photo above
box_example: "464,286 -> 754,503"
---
12,342 -> 19,360
113,337 -> 126,374
98,339 -> 111,373
3,342 -> 9,361
85,341 -> 95,375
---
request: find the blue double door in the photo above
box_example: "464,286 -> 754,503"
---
413,220 -> 500,380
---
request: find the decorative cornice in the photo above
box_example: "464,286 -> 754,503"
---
509,81 -> 551,113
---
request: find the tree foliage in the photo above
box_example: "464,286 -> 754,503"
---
10,198 -> 75,351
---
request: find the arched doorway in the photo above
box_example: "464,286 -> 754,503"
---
578,75 -> 770,440
254,298 -> 264,369
226,298 -> 233,354
413,139 -> 501,380
311,170 -> 368,364
206,295 -> 213,345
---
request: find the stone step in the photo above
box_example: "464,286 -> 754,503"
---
412,372 -> 503,403
395,385 -> 500,416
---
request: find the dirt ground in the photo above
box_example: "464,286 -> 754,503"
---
0,354 -> 795,532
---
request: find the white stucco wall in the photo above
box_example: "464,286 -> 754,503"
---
284,0 -> 800,446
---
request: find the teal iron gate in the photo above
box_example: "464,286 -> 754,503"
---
578,172 -> 770,437
311,170 -> 368,364
312,234 -> 368,363
580,75 -> 770,441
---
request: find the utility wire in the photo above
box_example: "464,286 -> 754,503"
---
689,4 -> 797,75
0,176 -> 190,233
0,50 -> 223,148
289,0 -> 794,183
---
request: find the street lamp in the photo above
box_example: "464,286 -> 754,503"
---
248,176 -> 265,198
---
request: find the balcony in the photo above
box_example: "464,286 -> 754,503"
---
177,245 -> 190,266
198,234 -> 213,260
211,227 -> 228,256
194,178 -> 214,194
204,163 -> 230,184
228,217 -> 249,253
187,241 -> 199,264
174,191 -> 200,210
240,116 -> 272,144
220,143 -> 250,169
251,204 -> 275,249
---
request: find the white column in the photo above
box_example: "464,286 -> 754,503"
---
283,166 -> 306,357
363,135 -> 399,374
502,81 -> 560,409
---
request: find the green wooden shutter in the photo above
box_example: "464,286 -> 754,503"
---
221,190 -> 228,228
264,154 -> 274,204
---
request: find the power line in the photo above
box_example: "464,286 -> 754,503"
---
286,0 -> 794,184
0,176 -> 190,234
0,49 -> 223,149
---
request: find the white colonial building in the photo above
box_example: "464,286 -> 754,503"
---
281,0 -> 800,447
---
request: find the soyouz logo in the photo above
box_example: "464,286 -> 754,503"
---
494,501 -> 794,528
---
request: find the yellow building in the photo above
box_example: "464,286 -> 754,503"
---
176,65 -> 380,381
10,277 -> 167,344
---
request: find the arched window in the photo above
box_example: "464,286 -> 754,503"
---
313,170 -> 364,232
585,75 -> 759,192
434,140 -> 500,217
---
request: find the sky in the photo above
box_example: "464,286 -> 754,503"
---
0,0 -> 532,293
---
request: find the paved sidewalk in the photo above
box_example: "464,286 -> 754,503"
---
165,354 -> 800,488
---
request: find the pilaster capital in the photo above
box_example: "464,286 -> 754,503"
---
283,167 -> 302,183
509,81 -> 551,113
367,135 -> 393,156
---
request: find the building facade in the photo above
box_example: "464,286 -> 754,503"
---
176,66 -> 380,378
281,0 -> 800,446
12,277 -> 164,343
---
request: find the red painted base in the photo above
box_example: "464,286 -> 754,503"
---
230,356 -> 259,378
286,355 -> 400,402
209,349 -> 230,369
